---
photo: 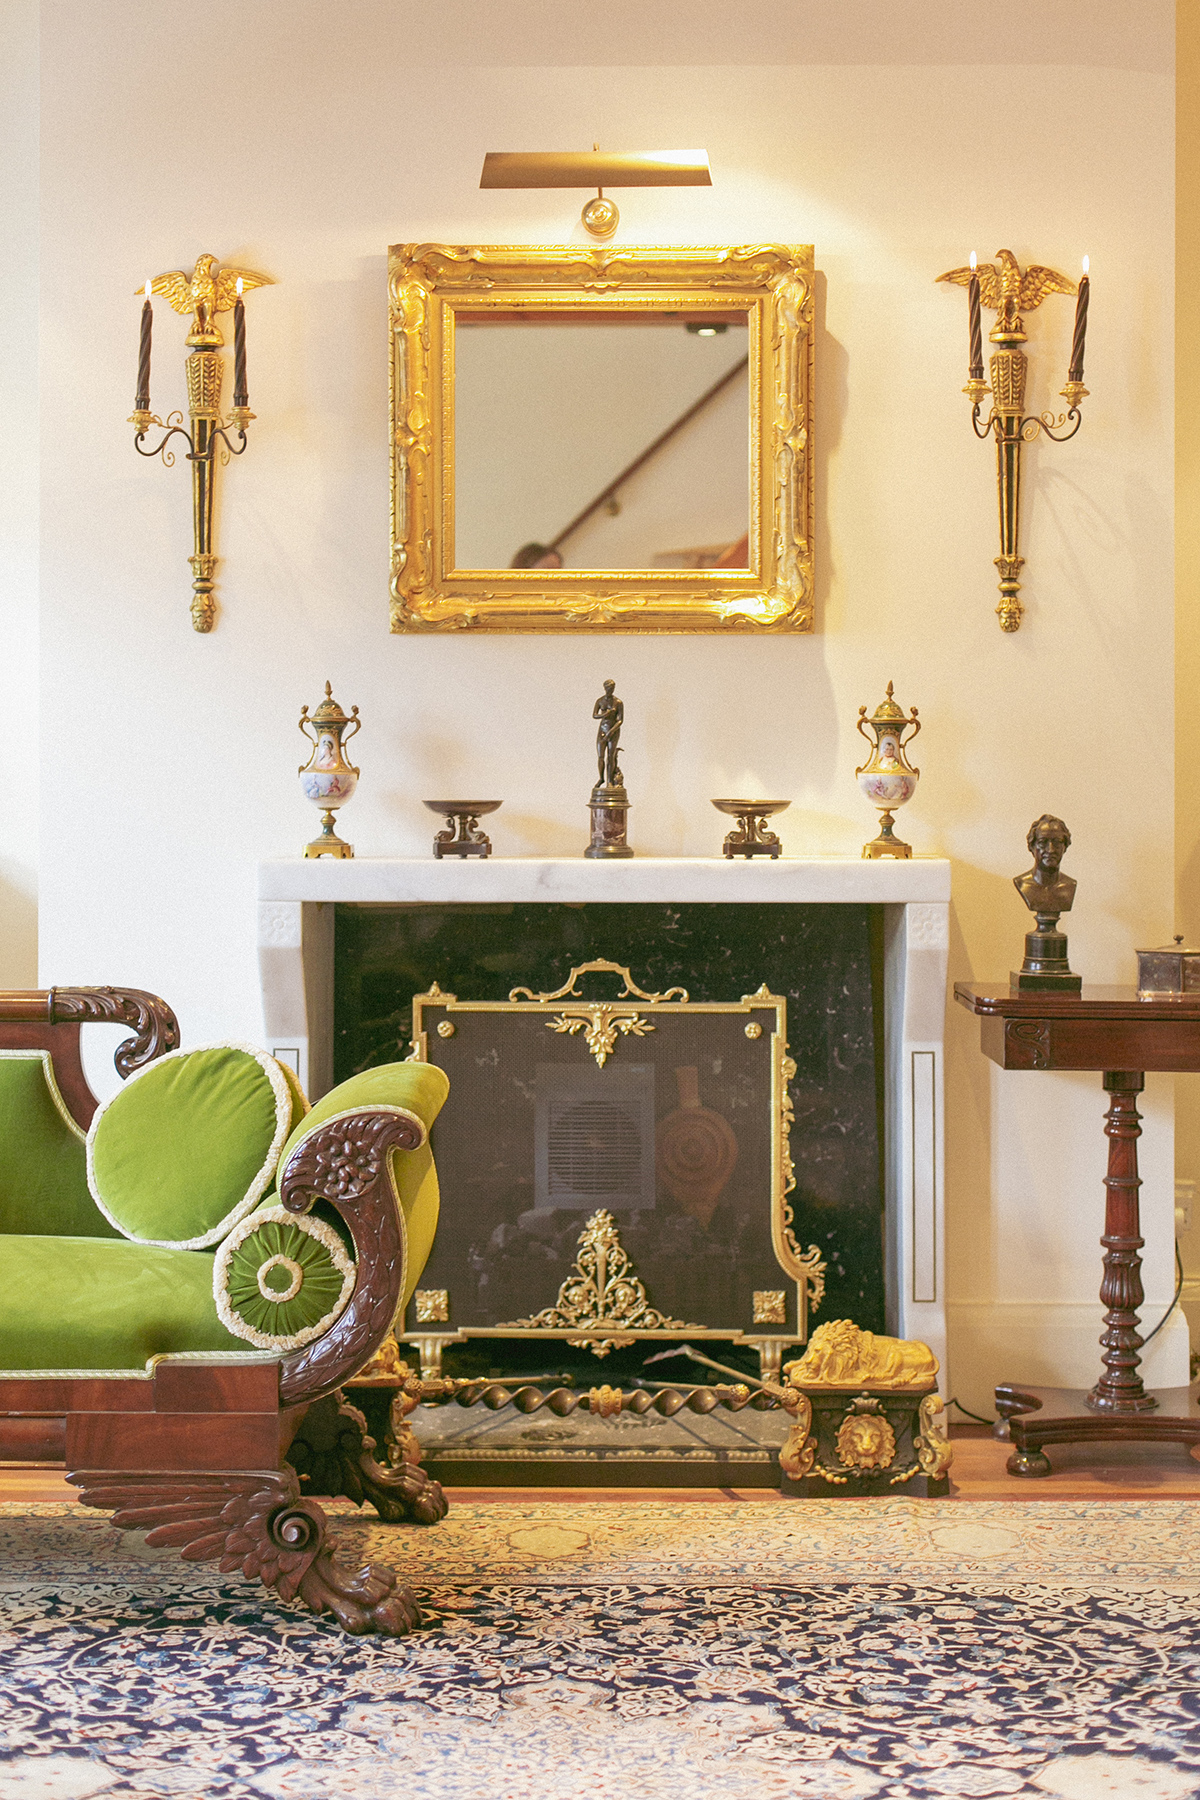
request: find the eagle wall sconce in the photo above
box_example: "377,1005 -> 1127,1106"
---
937,249 -> 1090,632
129,253 -> 273,632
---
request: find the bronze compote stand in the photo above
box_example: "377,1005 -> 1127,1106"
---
712,799 -> 790,859
424,801 -> 500,860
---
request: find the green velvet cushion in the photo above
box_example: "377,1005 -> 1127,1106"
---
214,1205 -> 355,1350
87,1043 -> 307,1250
277,1061 -> 449,1312
0,1235 -> 248,1370
0,1052 -> 117,1238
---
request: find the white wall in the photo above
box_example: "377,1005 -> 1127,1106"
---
0,0 -> 39,985
31,0 -> 1179,1410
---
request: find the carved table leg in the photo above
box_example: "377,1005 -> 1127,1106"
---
1088,1071 -> 1156,1413
70,1468 -> 422,1635
287,1393 -> 448,1524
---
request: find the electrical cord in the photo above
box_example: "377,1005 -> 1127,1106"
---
1141,1240 -> 1185,1348
946,1397 -> 996,1425
944,1244 -> 1187,1425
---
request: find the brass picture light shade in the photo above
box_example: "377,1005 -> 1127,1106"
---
479,149 -> 712,237
479,150 -> 712,188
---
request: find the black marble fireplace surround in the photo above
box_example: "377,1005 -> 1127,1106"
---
334,901 -> 885,1383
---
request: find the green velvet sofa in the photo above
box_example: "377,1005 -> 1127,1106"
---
0,985 -> 450,1636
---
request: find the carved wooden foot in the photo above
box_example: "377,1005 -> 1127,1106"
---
1006,1445 -> 1052,1478
69,1468 -> 422,1635
287,1392 -> 448,1525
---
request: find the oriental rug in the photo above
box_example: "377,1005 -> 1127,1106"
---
2,1499 -> 1200,1799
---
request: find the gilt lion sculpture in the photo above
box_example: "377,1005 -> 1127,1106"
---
784,1319 -> 939,1391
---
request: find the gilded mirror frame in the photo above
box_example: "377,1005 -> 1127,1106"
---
388,243 -> 814,633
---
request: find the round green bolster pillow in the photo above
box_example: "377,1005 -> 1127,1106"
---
214,1060 -> 449,1353
213,1205 -> 355,1351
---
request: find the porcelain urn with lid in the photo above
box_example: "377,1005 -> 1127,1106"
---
855,682 -> 921,860
298,682 -> 361,859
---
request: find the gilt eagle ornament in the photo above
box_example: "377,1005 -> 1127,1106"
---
139,253 -> 272,345
937,248 -> 1076,339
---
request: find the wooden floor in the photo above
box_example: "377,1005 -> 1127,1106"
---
5,1427 -> 1200,1504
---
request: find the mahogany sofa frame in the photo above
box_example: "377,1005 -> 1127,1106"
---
0,987 -> 445,1636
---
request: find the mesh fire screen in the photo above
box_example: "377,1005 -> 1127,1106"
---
406,961 -> 824,1358
333,899 -> 886,1380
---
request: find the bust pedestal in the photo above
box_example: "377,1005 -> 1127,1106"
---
1011,918 -> 1081,992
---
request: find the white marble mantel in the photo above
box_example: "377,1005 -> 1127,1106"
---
257,856 -> 951,1380
259,855 -> 950,907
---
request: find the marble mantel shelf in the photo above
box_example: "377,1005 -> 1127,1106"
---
257,853 -> 950,1382
259,855 -> 951,905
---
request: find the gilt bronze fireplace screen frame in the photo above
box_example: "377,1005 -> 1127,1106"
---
402,959 -> 826,1377
387,242 -> 815,633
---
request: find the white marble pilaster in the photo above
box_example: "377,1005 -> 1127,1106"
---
257,898 -> 333,1101
883,899 -> 949,1375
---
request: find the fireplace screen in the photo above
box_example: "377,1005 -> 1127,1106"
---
403,959 -> 825,1359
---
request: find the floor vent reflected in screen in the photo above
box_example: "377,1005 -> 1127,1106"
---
535,1063 -> 656,1211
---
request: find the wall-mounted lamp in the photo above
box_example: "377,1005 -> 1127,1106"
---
937,248 -> 1090,632
129,253 -> 272,632
479,148 -> 712,238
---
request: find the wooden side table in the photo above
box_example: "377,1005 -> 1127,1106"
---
954,984 -> 1200,1475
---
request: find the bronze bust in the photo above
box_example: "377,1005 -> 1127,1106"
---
1011,814 -> 1081,992
1014,814 -> 1076,923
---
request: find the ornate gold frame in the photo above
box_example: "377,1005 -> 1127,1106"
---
388,243 -> 815,633
404,960 -> 825,1370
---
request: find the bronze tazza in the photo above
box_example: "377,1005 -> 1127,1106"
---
712,799 -> 790,859
424,801 -> 500,859
1011,814 -> 1081,991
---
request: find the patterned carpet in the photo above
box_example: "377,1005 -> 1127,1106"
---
3,1498 -> 1200,1798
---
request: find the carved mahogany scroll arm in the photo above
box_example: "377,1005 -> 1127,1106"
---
278,1107 -> 426,1408
0,986 -> 179,1078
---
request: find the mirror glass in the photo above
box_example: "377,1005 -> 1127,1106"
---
453,310 -> 750,572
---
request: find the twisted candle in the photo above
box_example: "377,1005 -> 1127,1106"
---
967,251 -> 983,381
233,276 -> 248,406
1068,256 -> 1090,383
135,281 -> 152,410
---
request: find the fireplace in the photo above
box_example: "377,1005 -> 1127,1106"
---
257,855 -> 951,1392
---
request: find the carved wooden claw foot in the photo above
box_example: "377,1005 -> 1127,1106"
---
71,1468 -> 423,1636
296,1536 -> 422,1635
361,1455 -> 447,1526
287,1392 -> 448,1524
